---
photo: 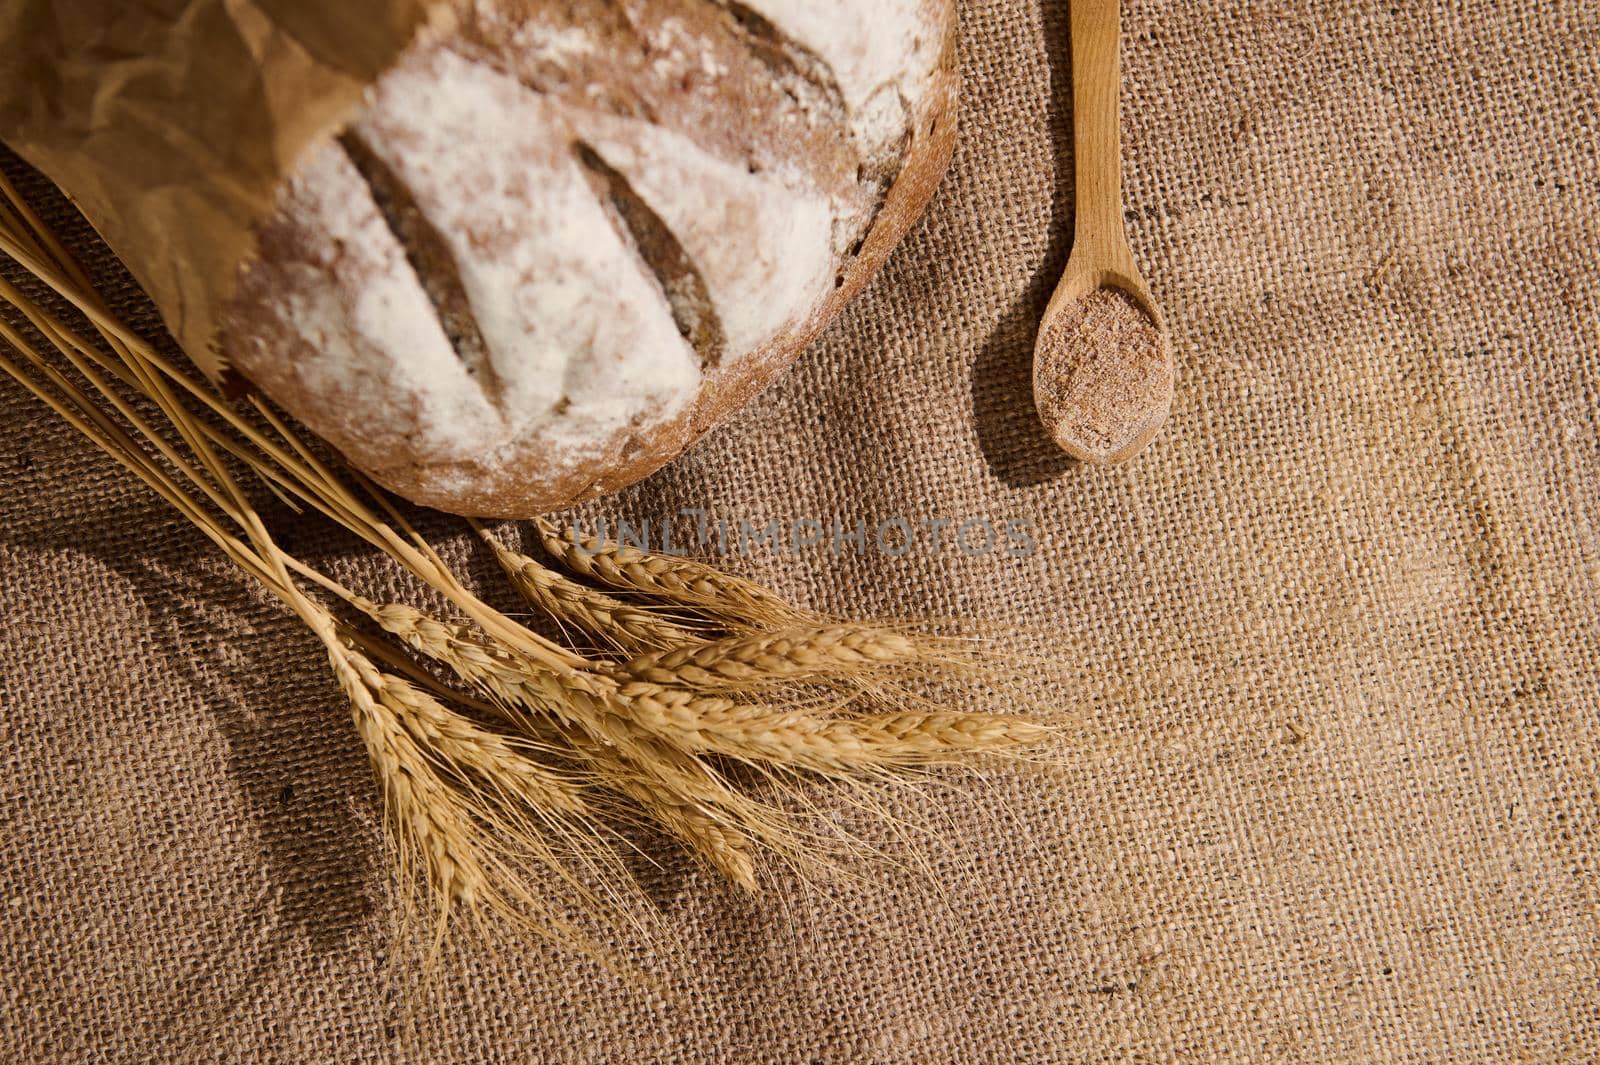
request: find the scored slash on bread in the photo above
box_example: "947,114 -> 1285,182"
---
571,140 -> 727,369
222,0 -> 958,517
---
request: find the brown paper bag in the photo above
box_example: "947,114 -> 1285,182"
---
0,0 -> 455,378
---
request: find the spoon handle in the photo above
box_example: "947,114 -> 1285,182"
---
1069,0 -> 1134,274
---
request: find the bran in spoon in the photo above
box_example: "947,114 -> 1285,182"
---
1035,287 -> 1172,459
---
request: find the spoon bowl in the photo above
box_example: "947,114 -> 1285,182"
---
1034,274 -> 1173,464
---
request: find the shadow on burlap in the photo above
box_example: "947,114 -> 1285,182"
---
2,1 -> 1597,1060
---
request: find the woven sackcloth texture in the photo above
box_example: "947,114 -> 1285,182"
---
2,1 -> 1597,1060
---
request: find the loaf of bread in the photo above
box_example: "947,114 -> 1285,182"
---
222,0 -> 957,516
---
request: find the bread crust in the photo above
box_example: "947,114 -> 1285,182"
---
224,0 -> 958,517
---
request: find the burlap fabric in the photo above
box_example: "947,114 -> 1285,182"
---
3,0 -> 1597,1060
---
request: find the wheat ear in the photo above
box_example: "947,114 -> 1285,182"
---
533,517 -> 804,628
610,625 -> 918,691
373,672 -> 589,820
329,644 -> 493,916
485,535 -> 699,654
610,684 -> 1048,771
558,731 -> 759,891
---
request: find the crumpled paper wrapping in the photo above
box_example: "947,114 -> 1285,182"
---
0,0 -> 455,378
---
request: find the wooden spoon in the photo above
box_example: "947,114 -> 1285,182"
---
1033,0 -> 1173,464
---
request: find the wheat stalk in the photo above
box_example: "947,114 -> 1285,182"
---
0,167 -> 1055,948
